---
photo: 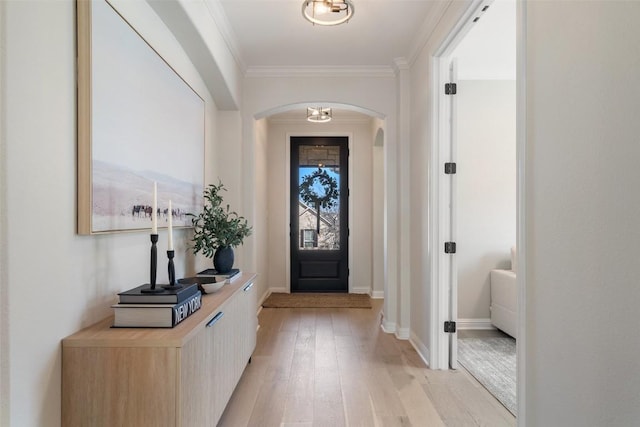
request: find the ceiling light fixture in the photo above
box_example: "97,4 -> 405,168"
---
302,0 -> 355,26
307,107 -> 332,123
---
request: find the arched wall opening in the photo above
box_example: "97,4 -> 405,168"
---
249,102 -> 389,310
254,102 -> 385,121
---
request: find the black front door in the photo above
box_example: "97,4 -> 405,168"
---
290,136 -> 349,292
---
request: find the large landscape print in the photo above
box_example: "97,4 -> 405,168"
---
77,0 -> 205,234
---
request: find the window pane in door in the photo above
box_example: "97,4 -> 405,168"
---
298,145 -> 341,251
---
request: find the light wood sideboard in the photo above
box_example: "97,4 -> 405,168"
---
62,273 -> 257,427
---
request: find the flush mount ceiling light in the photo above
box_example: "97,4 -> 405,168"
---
302,0 -> 355,26
307,107 -> 332,123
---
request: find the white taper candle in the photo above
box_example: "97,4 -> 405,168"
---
168,200 -> 173,250
152,182 -> 157,234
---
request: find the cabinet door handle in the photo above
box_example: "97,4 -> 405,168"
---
243,282 -> 254,292
206,311 -> 224,327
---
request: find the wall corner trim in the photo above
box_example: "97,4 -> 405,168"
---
409,331 -> 431,368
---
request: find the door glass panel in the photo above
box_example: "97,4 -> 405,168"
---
298,145 -> 341,251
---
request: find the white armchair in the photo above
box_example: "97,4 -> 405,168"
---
490,246 -> 517,338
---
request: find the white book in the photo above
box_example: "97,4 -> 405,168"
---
112,292 -> 202,328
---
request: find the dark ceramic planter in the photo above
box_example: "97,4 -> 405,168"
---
213,246 -> 234,273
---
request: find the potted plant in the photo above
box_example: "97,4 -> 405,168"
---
188,181 -> 252,273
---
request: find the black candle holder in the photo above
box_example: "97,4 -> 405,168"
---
162,250 -> 182,290
141,233 -> 164,293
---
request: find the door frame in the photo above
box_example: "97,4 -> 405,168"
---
284,132 -> 354,293
447,58 -> 459,370
430,0 -> 527,421
289,136 -> 349,293
430,0 -> 490,371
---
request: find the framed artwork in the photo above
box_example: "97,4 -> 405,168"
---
77,0 -> 205,234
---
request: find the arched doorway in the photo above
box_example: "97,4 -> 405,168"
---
251,104 -> 388,303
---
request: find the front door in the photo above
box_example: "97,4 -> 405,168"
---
290,136 -> 349,292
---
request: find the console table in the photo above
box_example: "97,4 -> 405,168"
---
62,273 -> 257,427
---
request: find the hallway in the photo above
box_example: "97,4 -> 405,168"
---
219,300 -> 515,426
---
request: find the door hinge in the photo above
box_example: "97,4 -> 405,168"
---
444,162 -> 456,174
444,321 -> 457,333
445,82 -> 457,95
444,242 -> 456,254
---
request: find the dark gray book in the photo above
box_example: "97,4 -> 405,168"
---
118,283 -> 198,304
196,268 -> 241,283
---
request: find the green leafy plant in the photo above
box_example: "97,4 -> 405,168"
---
188,181 -> 252,258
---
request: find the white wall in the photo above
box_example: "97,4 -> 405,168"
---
254,118 -> 269,303
372,121 -> 385,298
1,0 -> 240,425
456,80 -> 515,321
213,110 -> 245,260
265,118 -> 374,296
0,2 -> 8,424
453,0 -> 516,81
524,1 -> 640,424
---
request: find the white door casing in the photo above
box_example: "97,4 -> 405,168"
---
447,58 -> 459,370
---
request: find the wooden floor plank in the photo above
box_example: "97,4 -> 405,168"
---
396,379 -> 446,427
217,355 -> 269,426
282,316 -> 316,424
335,335 -> 376,427
263,330 -> 297,382
246,379 -> 288,427
219,299 -> 516,427
313,370 -> 346,427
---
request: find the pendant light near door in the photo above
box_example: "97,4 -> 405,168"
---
302,0 -> 355,26
307,107 -> 332,123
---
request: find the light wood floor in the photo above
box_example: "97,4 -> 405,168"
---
219,299 -> 515,427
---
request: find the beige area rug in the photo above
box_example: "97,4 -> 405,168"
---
262,293 -> 372,309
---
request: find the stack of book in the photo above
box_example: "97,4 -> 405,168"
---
196,268 -> 241,284
112,283 -> 202,328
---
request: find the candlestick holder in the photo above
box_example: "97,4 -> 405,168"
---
162,250 -> 182,290
141,233 -> 164,293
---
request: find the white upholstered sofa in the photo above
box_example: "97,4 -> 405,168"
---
490,247 -> 517,338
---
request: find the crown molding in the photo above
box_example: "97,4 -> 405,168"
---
392,58 -> 410,74
245,65 -> 396,79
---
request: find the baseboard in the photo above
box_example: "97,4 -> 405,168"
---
370,290 -> 384,299
409,331 -> 431,368
395,327 -> 410,340
268,287 -> 288,295
351,287 -> 371,295
256,289 -> 271,331
381,320 -> 396,334
457,318 -> 495,330
258,289 -> 271,307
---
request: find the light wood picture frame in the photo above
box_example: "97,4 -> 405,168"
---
77,0 -> 205,235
